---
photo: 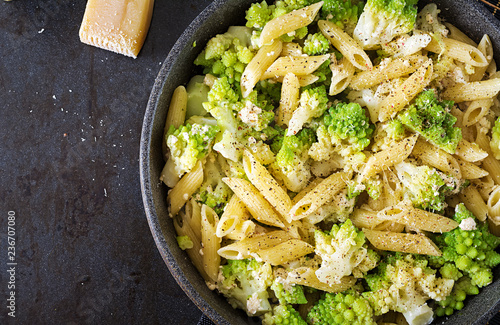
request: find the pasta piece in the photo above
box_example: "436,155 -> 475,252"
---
260,54 -> 330,80
168,160 -> 203,217
217,231 -> 293,260
462,98 -> 494,127
256,239 -> 314,265
360,135 -> 418,181
243,150 -> 293,222
289,171 -> 348,220
442,79 -> 500,102
487,186 -> 500,219
225,220 -> 256,241
412,139 -> 462,179
444,23 -> 477,46
472,175 -> 496,201
184,198 -> 202,241
329,57 -> 355,96
457,157 -> 489,179
201,205 -> 221,282
458,185 -> 488,221
470,34 -> 494,82
292,178 -> 324,205
351,208 -> 387,230
350,55 -> 426,90
318,20 -> 372,71
476,131 -> 500,185
240,40 -> 282,98
281,42 -> 303,56
377,201 -> 459,233
216,194 -> 250,238
287,267 -> 356,293
272,74 -> 320,87
455,139 -> 488,162
223,177 -> 285,228
260,2 -> 323,45
162,85 -> 188,159
378,59 -> 433,122
173,213 -> 209,281
363,229 -> 442,256
425,37 -> 488,67
277,73 -> 300,126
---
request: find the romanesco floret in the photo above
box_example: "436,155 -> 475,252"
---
288,85 -> 330,136
435,275 -> 479,317
394,161 -> 456,213
218,259 -> 273,316
208,76 -> 240,103
353,0 -> 418,49
490,116 -> 500,159
246,1 -> 272,29
195,31 -> 254,83
398,89 -> 462,154
307,290 -> 376,325
320,0 -> 365,35
363,253 -> 454,324
314,219 -> 379,285
263,304 -> 307,325
309,102 -> 374,160
271,280 -> 308,305
272,128 -> 316,192
432,204 -> 500,288
166,123 -> 219,177
303,32 -> 330,55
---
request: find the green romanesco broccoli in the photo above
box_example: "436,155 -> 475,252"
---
490,116 -> 500,159
195,154 -> 232,215
176,235 -> 194,250
314,219 -> 379,285
309,102 -> 374,161
398,89 -> 462,154
394,161 -> 462,213
271,128 -> 315,192
194,29 -> 254,83
166,122 -> 219,177
288,85 -> 330,137
218,259 -> 273,316
363,253 -> 454,324
319,0 -> 365,35
303,32 -> 330,55
435,276 -> 479,317
307,290 -> 376,325
430,204 -> 500,288
271,279 -> 308,305
263,304 -> 307,325
353,0 -> 418,48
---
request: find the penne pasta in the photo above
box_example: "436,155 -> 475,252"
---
455,139 -> 488,162
260,54 -> 330,80
287,267 -> 356,292
277,72 -> 300,126
223,177 -> 285,228
360,135 -> 418,181
487,186 -> 500,219
329,57 -> 355,96
163,85 -> 188,158
243,150 -> 293,222
289,171 -> 348,220
457,157 -> 489,179
470,34 -> 494,82
217,230 -> 293,260
462,98 -> 494,127
240,39 -> 282,98
378,59 -> 433,122
216,194 -> 250,238
458,185 -> 488,222
412,139 -> 462,178
318,20 -> 372,71
363,228 -> 442,256
425,36 -> 488,67
350,55 -> 426,90
476,131 -> 500,185
260,1 -> 323,45
444,23 -> 477,47
442,78 -> 500,102
256,239 -> 314,265
201,205 -> 221,282
168,160 -> 204,217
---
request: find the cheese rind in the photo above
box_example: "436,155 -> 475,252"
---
79,0 -> 154,58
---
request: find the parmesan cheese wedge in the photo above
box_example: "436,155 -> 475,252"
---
79,0 -> 154,58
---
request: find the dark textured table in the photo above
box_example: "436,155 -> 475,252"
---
0,0 -> 211,324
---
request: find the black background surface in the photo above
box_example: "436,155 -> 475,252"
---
0,1 -> 211,324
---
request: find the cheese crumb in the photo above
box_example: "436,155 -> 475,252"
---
459,217 -> 477,231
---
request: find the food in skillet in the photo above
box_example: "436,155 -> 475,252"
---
161,0 -> 500,324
